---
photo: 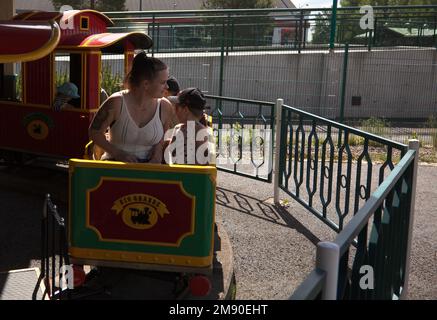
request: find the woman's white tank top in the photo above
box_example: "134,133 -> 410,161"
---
101,92 -> 164,161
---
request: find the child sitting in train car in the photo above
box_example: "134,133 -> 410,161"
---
53,82 -> 80,111
164,88 -> 214,165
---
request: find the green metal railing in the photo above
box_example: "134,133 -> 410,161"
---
278,104 -> 408,232
105,6 -> 437,52
290,147 -> 417,299
205,94 -> 275,182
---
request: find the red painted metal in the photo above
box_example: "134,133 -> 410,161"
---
0,21 -> 55,55
24,55 -> 53,106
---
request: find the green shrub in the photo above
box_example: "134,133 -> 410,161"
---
101,65 -> 123,96
360,117 -> 390,147
55,71 -> 69,87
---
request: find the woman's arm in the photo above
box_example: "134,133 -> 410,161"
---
89,96 -> 138,163
148,98 -> 176,164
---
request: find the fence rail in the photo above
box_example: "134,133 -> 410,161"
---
206,94 -> 275,182
105,6 -> 437,53
289,144 -> 417,299
278,103 -> 408,232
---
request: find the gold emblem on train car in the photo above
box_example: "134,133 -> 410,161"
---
112,194 -> 169,230
26,119 -> 49,140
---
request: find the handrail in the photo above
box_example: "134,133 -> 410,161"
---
282,104 -> 407,150
104,6 -> 437,16
289,269 -> 326,300
334,149 -> 415,255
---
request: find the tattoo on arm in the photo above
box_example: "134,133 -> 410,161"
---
91,103 -> 114,131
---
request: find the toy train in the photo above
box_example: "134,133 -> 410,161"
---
0,10 -> 235,300
0,9 -> 151,161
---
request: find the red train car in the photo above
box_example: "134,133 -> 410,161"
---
0,10 -> 152,160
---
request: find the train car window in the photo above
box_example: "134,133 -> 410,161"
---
69,54 -> 82,108
80,16 -> 89,31
54,52 -> 82,109
0,63 -> 21,102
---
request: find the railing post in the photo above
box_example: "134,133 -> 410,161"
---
329,0 -> 338,50
273,98 -> 283,205
339,43 -> 349,123
401,139 -> 420,299
316,241 -> 340,300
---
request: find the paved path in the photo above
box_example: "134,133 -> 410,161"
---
0,164 -> 435,299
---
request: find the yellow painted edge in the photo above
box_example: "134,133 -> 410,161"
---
81,53 -> 86,110
69,247 -> 212,267
69,158 -> 217,175
79,16 -> 90,31
77,32 -> 152,50
22,62 -> 27,103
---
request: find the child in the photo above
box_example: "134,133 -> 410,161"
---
53,82 -> 80,111
165,88 -> 213,165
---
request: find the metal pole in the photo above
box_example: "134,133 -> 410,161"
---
273,98 -> 284,205
139,0 -> 142,11
329,0 -> 338,50
219,19 -> 226,97
316,241 -> 340,300
401,139 -> 420,299
339,43 -> 349,123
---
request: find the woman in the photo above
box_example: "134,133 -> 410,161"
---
89,52 -> 173,163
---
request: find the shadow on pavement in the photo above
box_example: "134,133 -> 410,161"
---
216,187 -> 320,246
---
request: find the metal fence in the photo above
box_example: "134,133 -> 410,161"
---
290,143 -> 418,299
100,7 -> 437,153
105,6 -> 437,52
278,103 -> 408,233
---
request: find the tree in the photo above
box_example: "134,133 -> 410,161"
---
202,0 -> 274,9
340,0 -> 437,6
201,0 -> 275,48
312,1 -> 437,46
312,13 -> 331,44
51,0 -> 126,12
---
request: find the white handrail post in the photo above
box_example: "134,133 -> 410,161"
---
273,98 -> 283,205
401,139 -> 420,299
316,241 -> 340,300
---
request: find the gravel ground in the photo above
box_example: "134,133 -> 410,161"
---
0,163 -> 435,300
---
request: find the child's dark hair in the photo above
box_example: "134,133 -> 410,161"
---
125,51 -> 167,89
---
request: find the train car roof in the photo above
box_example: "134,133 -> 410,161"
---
0,20 -> 60,63
12,10 -> 152,52
74,32 -> 153,53
13,10 -> 114,26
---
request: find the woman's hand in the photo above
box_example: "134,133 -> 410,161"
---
148,143 -> 163,164
114,150 -> 138,163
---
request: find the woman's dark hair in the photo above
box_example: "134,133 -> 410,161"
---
125,51 -> 167,89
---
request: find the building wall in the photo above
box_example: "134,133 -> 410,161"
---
159,48 -> 437,120
54,48 -> 436,120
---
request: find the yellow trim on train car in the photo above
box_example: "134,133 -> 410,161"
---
69,158 -> 217,175
81,53 -> 86,110
69,247 -> 212,267
84,177 -> 196,247
80,16 -> 90,31
79,32 -> 152,49
22,62 -> 27,104
0,21 -> 61,64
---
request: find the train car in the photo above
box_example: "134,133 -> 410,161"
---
0,9 -> 152,162
0,12 -> 235,300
